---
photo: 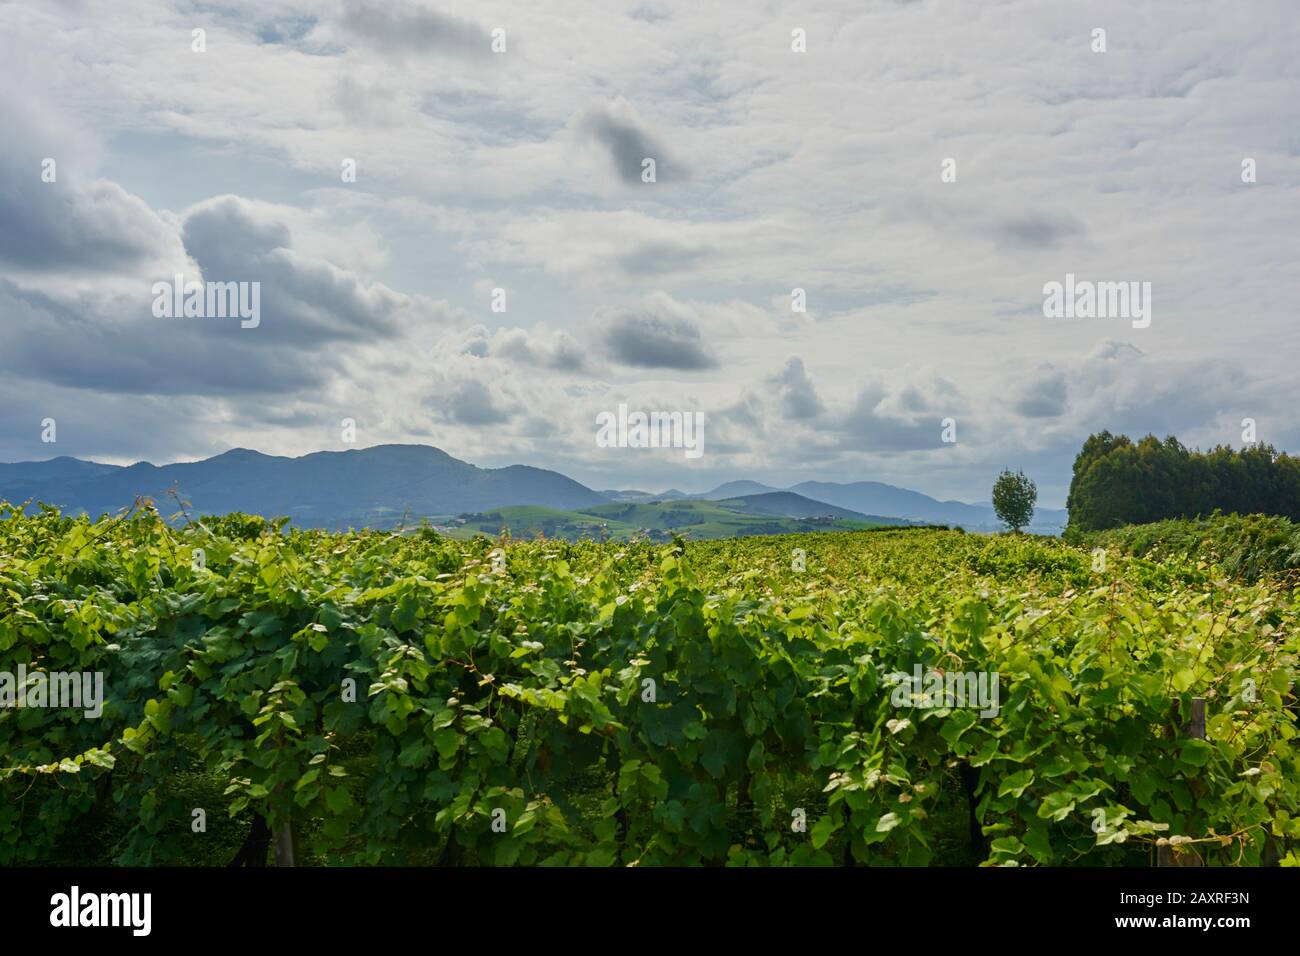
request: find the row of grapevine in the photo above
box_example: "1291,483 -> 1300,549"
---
1,503 -> 1297,865
1070,513 -> 1300,586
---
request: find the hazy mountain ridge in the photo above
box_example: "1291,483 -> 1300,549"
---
788,480 -> 1066,529
700,480 -> 781,499
0,456 -> 123,485
702,479 -> 1067,531
0,445 -> 1064,532
0,445 -> 604,530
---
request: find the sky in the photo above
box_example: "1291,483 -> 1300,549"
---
2,0 -> 1298,508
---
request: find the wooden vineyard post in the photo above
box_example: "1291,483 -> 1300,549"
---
1157,697 -> 1206,867
1184,696 -> 1207,738
273,821 -> 299,866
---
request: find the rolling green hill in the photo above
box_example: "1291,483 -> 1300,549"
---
713,491 -> 880,521
444,495 -> 910,541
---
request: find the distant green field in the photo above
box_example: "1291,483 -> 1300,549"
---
442,498 -> 898,541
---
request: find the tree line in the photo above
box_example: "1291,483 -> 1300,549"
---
1066,432 -> 1300,531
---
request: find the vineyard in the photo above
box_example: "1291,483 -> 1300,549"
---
1,503 -> 1297,866
1072,513 -> 1300,587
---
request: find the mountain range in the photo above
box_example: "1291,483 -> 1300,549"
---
0,445 -> 1067,533
615,479 -> 1065,531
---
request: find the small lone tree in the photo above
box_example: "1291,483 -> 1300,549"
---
992,469 -> 1037,532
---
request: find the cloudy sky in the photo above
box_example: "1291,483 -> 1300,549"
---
3,0 -> 1298,506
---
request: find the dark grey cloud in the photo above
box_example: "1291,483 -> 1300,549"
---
181,198 -> 290,274
338,0 -> 489,58
178,196 -> 411,346
597,303 -> 717,370
459,326 -> 588,372
579,106 -> 685,184
0,101 -> 177,274
615,238 -> 710,276
0,193 -> 435,398
992,212 -> 1086,250
1013,367 -> 1068,418
893,196 -> 1088,256
0,280 -> 322,397
771,357 -> 824,420
835,380 -> 960,452
436,379 -> 514,426
494,328 -> 588,372
0,178 -> 174,274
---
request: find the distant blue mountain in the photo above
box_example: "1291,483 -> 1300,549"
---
0,455 -> 122,484
0,445 -> 606,530
789,480 -> 1066,530
699,480 -> 782,499
0,445 -> 1067,533
689,478 -> 1066,531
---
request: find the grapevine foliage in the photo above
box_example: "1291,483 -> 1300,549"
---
1,503 -> 1296,866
